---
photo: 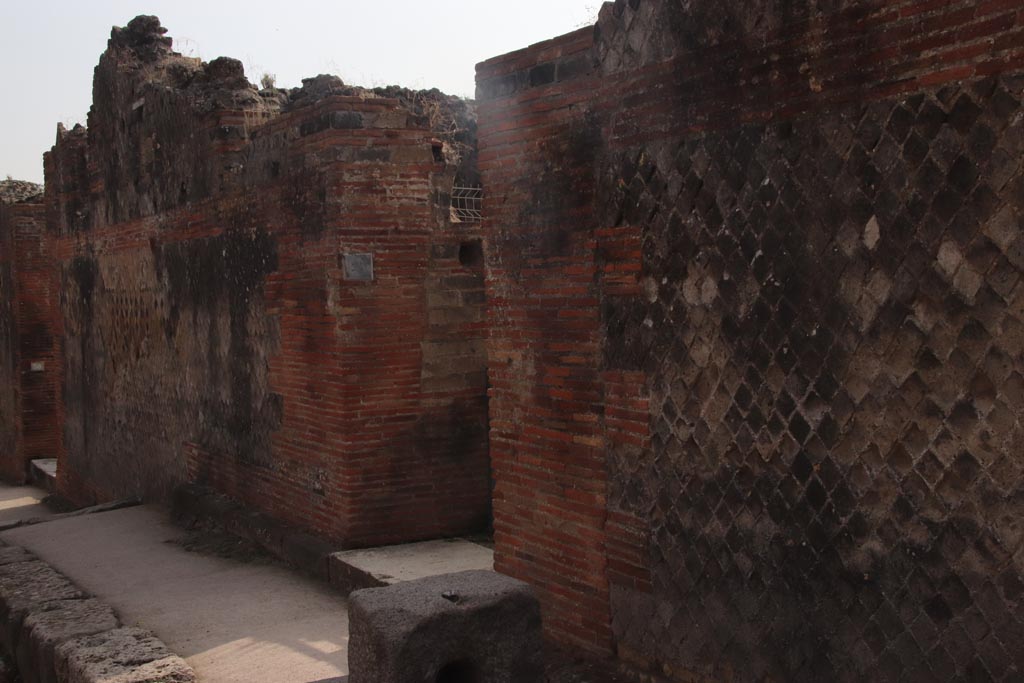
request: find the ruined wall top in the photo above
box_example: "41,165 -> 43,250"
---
89,15 -> 270,124
0,179 -> 43,206
47,16 -> 477,233
107,15 -> 172,59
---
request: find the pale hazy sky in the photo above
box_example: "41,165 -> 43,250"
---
1,1 -> 601,183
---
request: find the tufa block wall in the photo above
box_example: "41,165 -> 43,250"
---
44,17 -> 489,547
477,0 -> 1024,679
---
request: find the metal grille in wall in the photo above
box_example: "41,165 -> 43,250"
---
450,186 -> 483,223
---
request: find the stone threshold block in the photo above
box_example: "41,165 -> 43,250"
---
348,570 -> 543,683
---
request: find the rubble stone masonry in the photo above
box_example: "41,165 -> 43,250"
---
36,16 -> 490,547
478,0 -> 1024,680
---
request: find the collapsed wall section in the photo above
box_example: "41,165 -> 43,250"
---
47,17 -> 489,546
478,0 -> 1024,679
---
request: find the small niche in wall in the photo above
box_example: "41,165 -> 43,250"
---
458,239 -> 484,270
131,97 -> 145,124
435,660 -> 479,683
342,253 -> 374,282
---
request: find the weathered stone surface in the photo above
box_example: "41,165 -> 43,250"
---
0,560 -> 85,653
55,627 -> 195,683
598,77 -> 1024,683
0,180 -> 42,206
0,549 -> 192,683
348,570 -> 543,683
18,598 -> 119,683
0,561 -> 85,613
0,547 -> 34,567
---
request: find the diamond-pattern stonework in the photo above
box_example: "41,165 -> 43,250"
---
601,75 -> 1024,681
594,0 -> 869,75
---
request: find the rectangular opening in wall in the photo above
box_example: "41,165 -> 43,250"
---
450,186 -> 483,223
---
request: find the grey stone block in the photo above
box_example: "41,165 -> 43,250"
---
0,547 -> 35,567
327,552 -> 386,596
348,570 -> 543,683
54,627 -> 195,683
18,598 -> 119,683
0,560 -> 85,653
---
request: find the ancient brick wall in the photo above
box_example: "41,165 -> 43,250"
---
0,205 -> 21,479
10,200 -> 61,480
477,27 -> 613,655
0,196 -> 59,483
478,0 -> 1024,679
47,17 -> 489,546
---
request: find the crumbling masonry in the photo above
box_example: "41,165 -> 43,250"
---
3,16 -> 490,548
2,2 -> 1024,681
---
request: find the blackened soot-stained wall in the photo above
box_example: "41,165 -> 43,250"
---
477,0 -> 1024,680
45,16 -> 490,548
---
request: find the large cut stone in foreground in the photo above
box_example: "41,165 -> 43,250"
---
18,598 -> 119,683
54,627 -> 196,683
348,570 -> 543,683
0,546 -> 36,567
0,560 -> 85,652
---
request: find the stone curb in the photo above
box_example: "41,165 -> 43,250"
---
172,483 -> 381,595
0,542 -> 196,683
0,500 -> 142,534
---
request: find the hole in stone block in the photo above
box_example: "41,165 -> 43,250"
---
458,240 -> 483,269
436,660 -> 479,683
